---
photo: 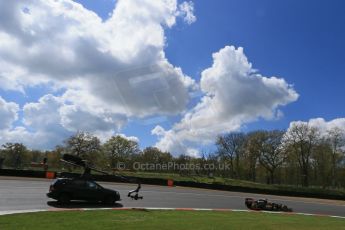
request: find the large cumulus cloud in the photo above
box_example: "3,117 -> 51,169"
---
0,0 -> 196,148
153,46 -> 299,156
288,118 -> 345,137
0,1 -> 300,154
0,0 -> 196,115
0,96 -> 19,130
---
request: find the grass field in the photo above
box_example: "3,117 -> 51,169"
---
0,210 -> 344,230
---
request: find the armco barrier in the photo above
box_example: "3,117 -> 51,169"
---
1,169 -> 345,200
0,169 -> 46,178
174,180 -> 345,200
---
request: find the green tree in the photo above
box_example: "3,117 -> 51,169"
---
284,123 -> 320,187
312,141 -> 332,188
141,147 -> 172,163
0,149 -> 5,169
326,127 -> 345,187
61,132 -> 102,170
2,143 -> 28,169
243,131 -> 263,182
102,135 -> 140,169
29,150 -> 44,163
47,146 -> 64,169
63,131 -> 101,160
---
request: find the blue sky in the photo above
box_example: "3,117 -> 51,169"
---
0,0 -> 344,155
170,0 -> 345,150
167,0 -> 345,125
81,0 -> 345,146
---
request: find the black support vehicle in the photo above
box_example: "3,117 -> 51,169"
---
46,154 -> 142,205
47,178 -> 121,204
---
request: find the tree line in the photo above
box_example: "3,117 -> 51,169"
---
0,122 -> 344,188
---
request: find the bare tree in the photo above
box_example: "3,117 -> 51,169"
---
258,130 -> 286,184
216,132 -> 245,178
243,131 -> 262,182
63,131 -> 101,164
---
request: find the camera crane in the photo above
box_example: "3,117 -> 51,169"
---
60,154 -> 143,200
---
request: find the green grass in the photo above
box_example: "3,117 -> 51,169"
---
0,210 -> 344,230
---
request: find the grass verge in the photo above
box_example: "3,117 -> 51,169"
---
0,210 -> 344,230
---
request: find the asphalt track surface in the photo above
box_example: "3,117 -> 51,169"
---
0,177 -> 344,216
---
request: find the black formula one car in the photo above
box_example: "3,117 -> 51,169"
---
245,198 -> 293,212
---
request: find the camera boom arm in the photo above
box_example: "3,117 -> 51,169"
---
60,154 -> 143,200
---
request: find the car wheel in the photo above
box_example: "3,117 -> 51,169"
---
282,205 -> 290,212
58,193 -> 70,204
104,196 -> 115,205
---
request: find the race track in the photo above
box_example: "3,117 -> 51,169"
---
0,177 -> 344,216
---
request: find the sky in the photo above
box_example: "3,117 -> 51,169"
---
0,0 -> 344,156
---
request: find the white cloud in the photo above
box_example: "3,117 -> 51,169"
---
177,1 -> 196,25
0,95 -> 71,149
0,0 -> 196,117
0,1 -> 299,154
115,133 -> 140,143
153,46 -> 299,156
0,96 -> 19,130
0,93 -> 139,149
59,105 -> 127,133
4,94 -> 71,149
23,95 -> 63,130
288,118 -> 345,137
0,0 -> 196,148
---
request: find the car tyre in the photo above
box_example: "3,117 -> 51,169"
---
104,196 -> 115,205
58,193 -> 70,204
